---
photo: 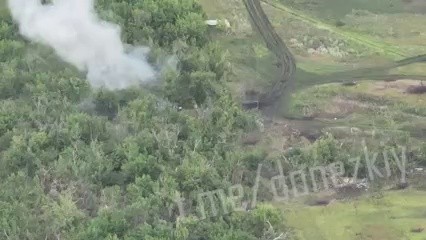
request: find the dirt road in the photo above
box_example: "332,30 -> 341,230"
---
242,0 -> 296,107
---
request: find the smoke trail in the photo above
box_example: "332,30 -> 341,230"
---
8,0 -> 155,90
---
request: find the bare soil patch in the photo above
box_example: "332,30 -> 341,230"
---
402,0 -> 426,13
372,79 -> 422,93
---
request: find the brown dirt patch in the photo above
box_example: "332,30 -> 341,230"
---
372,79 -> 423,94
261,119 -> 307,152
317,96 -> 378,119
406,85 -> 426,94
402,0 -> 426,13
362,224 -> 401,240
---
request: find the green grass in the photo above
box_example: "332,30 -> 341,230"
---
296,58 -> 352,74
201,0 -> 426,105
3,0 -> 426,238
286,78 -> 426,142
280,0 -> 406,21
265,0 -> 408,59
390,63 -> 426,76
340,12 -> 426,56
278,190 -> 426,240
200,0 -> 426,127
0,0 -> 8,18
217,35 -> 280,93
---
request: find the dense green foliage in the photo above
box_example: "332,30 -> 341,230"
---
0,0 -> 290,239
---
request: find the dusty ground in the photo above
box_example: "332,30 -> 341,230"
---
403,0 -> 426,13
372,79 -> 424,93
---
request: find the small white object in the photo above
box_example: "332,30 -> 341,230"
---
205,19 -> 231,28
205,19 -> 219,26
290,38 -> 298,44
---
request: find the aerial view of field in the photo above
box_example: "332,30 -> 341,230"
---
0,0 -> 425,239
199,0 -> 426,239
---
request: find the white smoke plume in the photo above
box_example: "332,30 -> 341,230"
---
8,0 -> 155,90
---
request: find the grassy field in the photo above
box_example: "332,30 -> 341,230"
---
278,190 -> 426,240
2,0 -> 426,238
200,0 -> 426,238
287,79 -> 426,142
263,0 -> 408,59
200,0 -> 426,102
0,0 -> 8,17
200,0 -> 426,114
279,0 -> 406,21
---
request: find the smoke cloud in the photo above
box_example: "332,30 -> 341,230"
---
8,0 -> 155,90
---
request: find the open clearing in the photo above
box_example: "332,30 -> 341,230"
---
200,0 -> 426,135
278,190 -> 426,240
200,0 -> 426,238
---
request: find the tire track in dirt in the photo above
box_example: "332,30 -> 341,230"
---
242,0 -> 426,110
242,0 -> 426,144
242,0 -> 296,107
